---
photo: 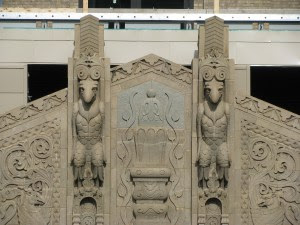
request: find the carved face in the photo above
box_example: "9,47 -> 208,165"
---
79,78 -> 98,103
204,78 -> 224,104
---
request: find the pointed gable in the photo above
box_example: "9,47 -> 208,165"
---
111,54 -> 192,85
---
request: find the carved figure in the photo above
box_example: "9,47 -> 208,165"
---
73,54 -> 105,188
17,188 -> 50,225
197,56 -> 230,190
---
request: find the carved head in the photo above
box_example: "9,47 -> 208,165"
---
200,57 -> 228,104
79,78 -> 98,103
204,79 -> 224,104
74,55 -> 102,103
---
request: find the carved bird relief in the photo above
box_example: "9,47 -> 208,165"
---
73,59 -> 105,188
197,58 -> 230,191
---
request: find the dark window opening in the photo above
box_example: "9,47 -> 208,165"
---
91,0 -> 130,8
251,66 -> 300,115
79,0 -> 131,8
28,64 -> 68,102
142,0 -> 184,9
79,0 -> 191,9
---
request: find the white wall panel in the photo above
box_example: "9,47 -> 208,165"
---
0,66 -> 27,114
0,28 -> 300,113
1,29 -> 300,65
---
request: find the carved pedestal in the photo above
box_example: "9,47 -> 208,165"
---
72,185 -> 104,225
131,168 -> 171,225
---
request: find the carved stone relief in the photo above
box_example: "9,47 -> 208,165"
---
116,80 -> 185,225
72,53 -> 105,189
196,16 -> 231,225
0,118 -> 62,225
0,89 -> 67,132
241,120 -> 300,225
236,95 -> 300,132
71,15 -> 106,225
111,54 -> 192,85
197,55 -> 230,192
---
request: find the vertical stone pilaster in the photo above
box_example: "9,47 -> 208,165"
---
68,15 -> 110,225
195,16 -> 234,225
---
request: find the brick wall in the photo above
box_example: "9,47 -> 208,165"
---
3,0 -> 78,8
194,0 -> 300,9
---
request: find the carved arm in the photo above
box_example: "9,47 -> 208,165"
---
99,101 -> 106,163
72,102 -> 79,150
197,103 -> 204,141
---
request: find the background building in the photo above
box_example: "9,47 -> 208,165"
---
0,1 -> 299,115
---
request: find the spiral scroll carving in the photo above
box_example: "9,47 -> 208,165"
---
241,120 -> 300,225
0,119 -> 61,225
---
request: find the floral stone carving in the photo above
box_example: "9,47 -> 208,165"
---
241,120 -> 300,225
0,118 -> 61,225
117,81 -> 184,225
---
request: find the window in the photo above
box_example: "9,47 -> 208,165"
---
88,0 -> 130,8
81,0 -> 192,9
141,0 -> 184,9
250,66 -> 300,115
28,64 -> 68,102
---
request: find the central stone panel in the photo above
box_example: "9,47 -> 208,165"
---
110,54 -> 192,225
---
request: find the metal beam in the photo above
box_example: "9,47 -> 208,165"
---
0,12 -> 299,22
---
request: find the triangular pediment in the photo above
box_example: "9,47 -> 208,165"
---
0,89 -> 67,132
110,54 -> 192,85
236,93 -> 300,133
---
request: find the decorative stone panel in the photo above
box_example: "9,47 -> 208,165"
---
0,89 -> 68,225
111,53 -> 192,225
239,118 -> 300,225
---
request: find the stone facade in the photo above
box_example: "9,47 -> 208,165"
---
194,0 -> 300,9
2,0 -> 78,8
0,15 -> 299,225
3,0 -> 300,9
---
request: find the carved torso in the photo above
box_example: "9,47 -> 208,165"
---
75,99 -> 103,146
201,100 -> 227,141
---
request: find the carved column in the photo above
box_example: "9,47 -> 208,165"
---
70,15 -> 109,225
196,16 -> 234,225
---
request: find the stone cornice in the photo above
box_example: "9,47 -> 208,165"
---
0,88 -> 67,132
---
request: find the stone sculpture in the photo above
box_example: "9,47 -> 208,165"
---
71,15 -> 106,225
72,53 -> 105,188
197,54 -> 230,191
196,16 -> 232,225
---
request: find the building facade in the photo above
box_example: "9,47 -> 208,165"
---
0,14 -> 299,225
2,0 -> 300,9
